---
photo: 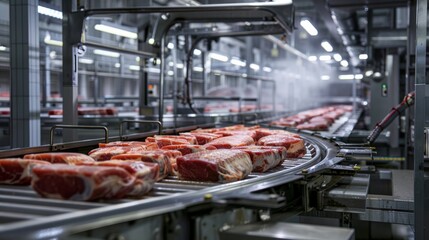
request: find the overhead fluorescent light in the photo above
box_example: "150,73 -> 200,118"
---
308,56 -> 317,61
145,67 -> 161,73
38,6 -> 62,19
319,55 -> 331,61
136,56 -> 140,62
167,70 -> 174,76
79,58 -> 94,64
193,49 -> 202,56
333,54 -> 342,62
209,53 -> 228,62
374,72 -> 382,78
148,38 -> 155,45
167,43 -> 174,49
44,35 -> 62,47
230,58 -> 246,67
340,60 -> 349,67
339,74 -> 354,80
129,65 -> 140,71
49,51 -> 56,59
365,70 -> 373,76
193,66 -> 204,72
355,74 -> 363,80
114,63 -> 121,68
321,75 -> 330,80
168,62 -> 174,67
359,54 -> 368,60
321,41 -> 333,52
94,49 -> 120,58
242,73 -> 248,78
94,24 -> 137,39
263,67 -> 272,72
300,19 -> 318,36
176,63 -> 184,69
249,63 -> 260,71
0,46 -> 6,51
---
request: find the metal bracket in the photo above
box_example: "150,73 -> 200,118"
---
424,127 -> 429,158
49,124 -> 109,151
119,120 -> 163,141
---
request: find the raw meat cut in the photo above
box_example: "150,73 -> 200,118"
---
177,149 -> 252,182
88,146 -> 148,161
161,144 -> 216,155
0,158 -> 50,185
24,152 -> 95,165
204,135 -> 254,149
77,160 -> 159,197
31,164 -> 135,200
98,141 -> 158,149
257,135 -> 306,158
254,128 -> 301,140
146,135 -> 197,147
112,150 -> 181,179
215,130 -> 258,140
179,132 -> 223,145
296,122 -> 329,131
232,146 -> 285,172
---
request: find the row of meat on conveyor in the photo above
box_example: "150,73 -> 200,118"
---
0,121 -> 334,239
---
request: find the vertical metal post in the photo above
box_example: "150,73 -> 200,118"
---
414,0 -> 428,239
9,0 -> 41,147
172,46 -> 178,128
44,45 -> 51,108
405,0 -> 416,169
158,36 -> 166,124
62,0 -> 79,142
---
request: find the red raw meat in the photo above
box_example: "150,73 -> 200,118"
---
204,135 -> 254,149
0,158 -> 50,185
112,150 -> 181,179
31,164 -> 135,200
296,122 -> 329,131
99,141 -> 158,149
77,160 -> 159,197
177,149 -> 252,182
88,146 -> 150,161
146,135 -> 197,147
24,152 -> 95,165
309,116 -> 332,125
255,128 -> 301,140
179,132 -> 223,145
232,146 -> 285,172
161,144 -> 216,155
48,109 -> 63,115
215,130 -> 258,141
257,135 -> 306,158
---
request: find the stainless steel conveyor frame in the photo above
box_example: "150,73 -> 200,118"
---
61,1 -> 295,133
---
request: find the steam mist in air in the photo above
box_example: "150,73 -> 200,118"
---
269,55 -> 338,113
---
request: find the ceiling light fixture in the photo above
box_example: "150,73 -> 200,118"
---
94,24 -> 138,39
249,63 -> 260,71
300,19 -> 318,36
319,55 -> 331,61
365,70 -> 374,76
129,65 -> 140,71
38,6 -> 62,19
78,58 -> 94,64
209,53 -> 228,62
193,49 -> 202,56
340,60 -> 349,67
359,54 -> 368,60
321,75 -> 330,80
355,74 -> 363,80
230,58 -> 246,67
308,56 -> 317,61
321,41 -> 333,52
333,53 -> 342,62
94,49 -> 120,58
263,67 -> 272,72
338,74 -> 354,80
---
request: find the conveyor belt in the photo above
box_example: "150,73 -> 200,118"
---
0,142 -> 318,224
0,134 -> 339,239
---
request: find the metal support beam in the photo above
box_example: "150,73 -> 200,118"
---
414,0 -> 428,239
9,0 -> 41,147
62,0 -> 79,142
